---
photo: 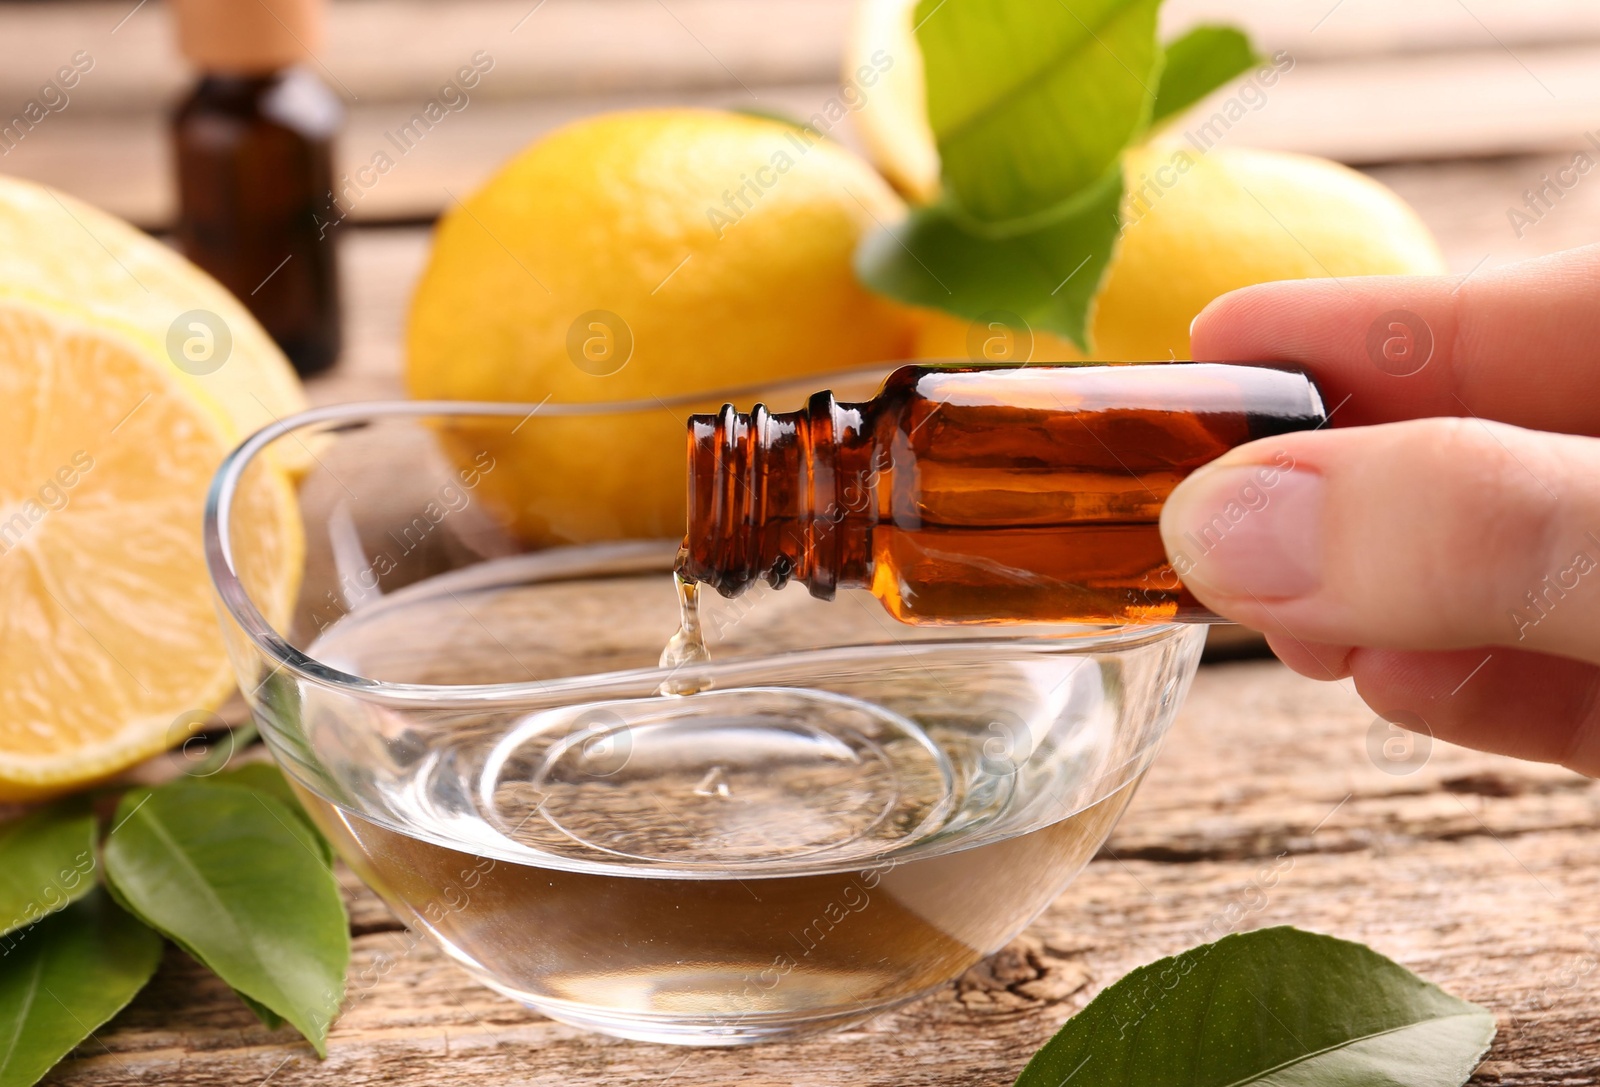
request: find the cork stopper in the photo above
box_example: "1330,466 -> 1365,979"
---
170,0 -> 326,74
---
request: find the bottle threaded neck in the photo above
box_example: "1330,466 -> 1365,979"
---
680,391 -> 874,600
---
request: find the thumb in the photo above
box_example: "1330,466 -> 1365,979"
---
1158,418 -> 1600,665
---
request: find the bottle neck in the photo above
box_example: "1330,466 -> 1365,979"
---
682,391 -> 878,600
182,72 -> 285,114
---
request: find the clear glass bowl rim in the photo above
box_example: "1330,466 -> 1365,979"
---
204,370 -> 1192,707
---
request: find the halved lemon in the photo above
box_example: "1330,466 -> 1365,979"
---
0,176 -> 309,474
0,298 -> 301,800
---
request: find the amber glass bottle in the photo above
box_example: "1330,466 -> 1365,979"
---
679,363 -> 1325,625
170,0 -> 342,375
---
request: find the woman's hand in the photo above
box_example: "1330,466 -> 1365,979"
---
1160,244 -> 1600,773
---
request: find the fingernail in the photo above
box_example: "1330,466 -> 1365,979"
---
1160,463 -> 1324,600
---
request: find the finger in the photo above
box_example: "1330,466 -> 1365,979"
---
1159,417 -> 1600,665
1262,634 -> 1352,681
1346,646 -> 1600,774
1188,243 -> 1600,435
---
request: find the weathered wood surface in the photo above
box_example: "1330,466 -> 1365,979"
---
6,0 -> 1600,226
10,8 -> 1598,1074
29,197 -> 1600,1084
43,659 -> 1600,1085
10,0 -> 1598,112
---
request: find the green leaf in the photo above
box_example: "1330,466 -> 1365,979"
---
1151,25 -> 1261,123
0,888 -> 162,1087
210,763 -> 335,867
186,761 -> 300,1036
238,993 -> 287,1031
856,167 -> 1123,349
0,799 -> 97,939
102,781 -> 348,1055
1015,926 -> 1496,1087
915,0 -> 1160,223
178,767 -> 324,1023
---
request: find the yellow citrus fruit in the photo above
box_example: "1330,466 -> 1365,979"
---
0,176 -> 308,467
913,144 -> 1446,361
843,0 -> 939,204
407,108 -> 920,543
843,0 -> 1448,361
1089,143 -> 1446,359
913,310 -> 1086,364
0,298 -> 301,800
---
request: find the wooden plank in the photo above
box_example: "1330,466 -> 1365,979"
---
328,228 -> 424,403
4,0 -> 1597,114
41,661 -> 1600,1084
1180,45 -> 1600,166
1161,0 -> 1600,58
0,85 -> 858,229
0,0 -> 855,111
6,2 -> 1600,226
12,48 -> 1600,227
1367,154 -> 1600,274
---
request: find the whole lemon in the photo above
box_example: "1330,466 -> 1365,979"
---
913,143 -> 1446,362
407,108 -> 918,543
1091,143 -> 1446,359
841,0 -> 1447,361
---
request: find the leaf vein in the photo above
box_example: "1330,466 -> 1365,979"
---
1214,1011 -> 1493,1087
132,807 -> 260,981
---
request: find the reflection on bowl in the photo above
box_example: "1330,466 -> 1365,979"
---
205,374 -> 1206,1045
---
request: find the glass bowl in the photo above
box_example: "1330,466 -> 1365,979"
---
203,368 -> 1207,1046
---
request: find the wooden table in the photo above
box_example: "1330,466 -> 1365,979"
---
14,1 -> 1600,1080
47,660 -> 1600,1085
39,147 -> 1600,1087
17,150 -> 1595,1087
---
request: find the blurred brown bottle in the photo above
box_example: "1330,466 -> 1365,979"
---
679,363 -> 1326,625
170,0 -> 343,376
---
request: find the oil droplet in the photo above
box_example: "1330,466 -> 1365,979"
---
659,571 -> 712,696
